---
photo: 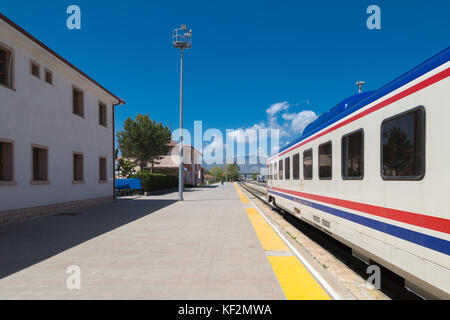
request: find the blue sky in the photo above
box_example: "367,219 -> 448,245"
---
2,1 -> 449,161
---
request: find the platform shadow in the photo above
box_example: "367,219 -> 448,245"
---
0,198 -> 176,279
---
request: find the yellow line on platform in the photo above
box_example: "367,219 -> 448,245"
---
245,208 -> 289,251
233,182 -> 331,300
268,256 -> 331,300
233,182 -> 250,204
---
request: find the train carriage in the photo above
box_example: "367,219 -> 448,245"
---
266,47 -> 450,299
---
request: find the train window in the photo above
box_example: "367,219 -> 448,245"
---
269,164 -> 272,180
274,162 -> 278,180
271,163 -> 274,180
293,153 -> 300,180
303,149 -> 312,180
381,107 -> 425,180
342,130 -> 364,179
319,141 -> 332,179
285,157 -> 290,180
279,159 -> 283,180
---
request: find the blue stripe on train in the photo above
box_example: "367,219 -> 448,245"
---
268,190 -> 450,256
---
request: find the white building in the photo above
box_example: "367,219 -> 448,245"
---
0,13 -> 124,224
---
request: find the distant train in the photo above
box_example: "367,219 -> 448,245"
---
266,47 -> 450,299
257,175 -> 267,183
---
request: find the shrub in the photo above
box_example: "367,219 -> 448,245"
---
132,171 -> 178,192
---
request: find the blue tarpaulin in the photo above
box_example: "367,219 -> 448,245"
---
115,178 -> 142,190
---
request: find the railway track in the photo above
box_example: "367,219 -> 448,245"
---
239,181 -> 422,300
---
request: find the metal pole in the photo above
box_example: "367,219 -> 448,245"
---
112,104 -> 116,199
178,49 -> 184,201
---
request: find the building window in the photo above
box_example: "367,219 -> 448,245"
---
99,102 -> 107,127
44,69 -> 53,85
284,157 -> 290,180
381,107 -> 425,179
73,87 -> 84,117
278,159 -> 283,180
99,157 -> 107,182
342,130 -> 364,179
319,141 -> 332,179
0,140 -> 13,182
0,46 -> 13,88
73,153 -> 84,182
0,48 -> 7,86
30,60 -> 40,78
303,149 -> 313,180
32,146 -> 48,182
293,153 -> 300,180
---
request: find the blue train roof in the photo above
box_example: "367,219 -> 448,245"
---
302,90 -> 375,137
275,46 -> 450,156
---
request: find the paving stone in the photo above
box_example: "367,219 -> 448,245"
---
0,183 -> 285,300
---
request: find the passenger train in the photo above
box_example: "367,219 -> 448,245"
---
266,47 -> 450,299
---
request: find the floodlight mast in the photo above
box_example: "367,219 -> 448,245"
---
172,25 -> 192,201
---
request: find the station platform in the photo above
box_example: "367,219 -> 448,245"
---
0,182 -> 333,299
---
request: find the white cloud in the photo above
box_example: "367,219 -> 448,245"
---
203,100 -> 318,161
265,102 -> 316,139
281,110 -> 317,134
226,123 -> 261,143
266,102 -> 289,117
223,102 -> 317,152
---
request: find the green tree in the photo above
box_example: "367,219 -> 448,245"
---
117,114 -> 171,171
149,122 -> 172,172
116,158 -> 135,178
226,162 -> 241,181
210,166 -> 224,181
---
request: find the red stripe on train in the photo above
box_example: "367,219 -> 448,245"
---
268,186 -> 450,234
269,67 -> 450,161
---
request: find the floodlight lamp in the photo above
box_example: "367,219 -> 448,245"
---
172,25 -> 192,49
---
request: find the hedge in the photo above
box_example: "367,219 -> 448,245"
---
131,171 -> 178,192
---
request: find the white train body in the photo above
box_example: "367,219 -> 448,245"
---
267,48 -> 450,299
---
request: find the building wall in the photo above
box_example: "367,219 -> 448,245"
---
0,20 -> 117,212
